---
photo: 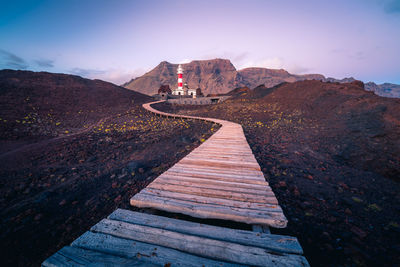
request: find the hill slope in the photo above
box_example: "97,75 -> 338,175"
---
0,69 -> 151,142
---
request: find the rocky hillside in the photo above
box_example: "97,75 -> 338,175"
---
237,67 -> 324,90
0,69 -> 151,142
123,59 -> 325,95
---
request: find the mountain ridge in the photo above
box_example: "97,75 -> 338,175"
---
123,59 -> 400,98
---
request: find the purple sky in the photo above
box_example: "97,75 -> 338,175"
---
1,0 -> 399,84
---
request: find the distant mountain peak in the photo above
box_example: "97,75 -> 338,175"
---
123,59 -> 400,98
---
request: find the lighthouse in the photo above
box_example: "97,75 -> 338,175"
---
172,64 -> 186,96
177,64 -> 183,91
172,64 -> 185,96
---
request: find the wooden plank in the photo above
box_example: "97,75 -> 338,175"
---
158,174 -> 269,190
42,246 -> 155,267
91,219 -> 308,267
155,176 -> 273,195
109,209 -> 303,254
189,152 -> 255,160
185,151 -> 253,158
165,169 -> 266,184
191,150 -> 255,157
169,166 -> 265,179
199,144 -> 250,150
146,183 -> 278,203
184,155 -> 257,164
162,170 -> 267,185
131,193 -> 287,227
141,188 -> 281,211
179,159 -> 260,171
71,232 -> 240,267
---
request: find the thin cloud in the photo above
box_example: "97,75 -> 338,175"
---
69,67 -> 106,77
288,65 -> 311,74
239,57 -> 285,70
238,57 -> 311,74
34,59 -> 54,68
0,49 -> 28,69
68,67 -> 147,85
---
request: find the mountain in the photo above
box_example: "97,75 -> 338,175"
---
319,77 -> 400,98
123,59 -> 325,96
237,67 -> 324,89
123,59 -> 240,95
0,69 -> 151,141
123,59 -> 400,98
364,82 -> 400,98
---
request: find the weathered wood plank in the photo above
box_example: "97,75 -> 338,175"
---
161,170 -> 267,185
109,209 -> 303,254
157,174 -> 269,190
71,232 -> 240,267
42,246 -> 154,267
168,166 -> 266,180
146,183 -> 277,203
155,176 -> 272,195
141,188 -> 281,211
91,219 -> 309,267
183,155 -> 258,165
131,193 -> 287,227
178,159 -> 261,171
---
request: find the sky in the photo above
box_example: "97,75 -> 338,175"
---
0,0 -> 400,85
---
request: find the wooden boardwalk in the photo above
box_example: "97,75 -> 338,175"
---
132,101 -> 287,228
43,100 -> 309,266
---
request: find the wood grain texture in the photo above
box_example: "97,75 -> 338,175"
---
91,218 -> 309,267
131,193 -> 286,226
72,232 -> 240,267
108,209 -> 302,254
42,246 -> 154,267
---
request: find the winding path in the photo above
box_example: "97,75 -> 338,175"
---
43,100 -> 309,266
132,101 -> 287,227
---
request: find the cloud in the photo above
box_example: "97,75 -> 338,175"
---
237,57 -> 311,74
34,59 -> 54,68
287,65 -> 311,74
384,0 -> 400,13
69,67 -> 106,77
68,67 -> 147,85
0,49 -> 28,69
239,57 -> 285,69
179,58 -> 192,64
96,68 -> 148,85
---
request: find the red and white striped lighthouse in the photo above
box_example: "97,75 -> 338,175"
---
177,64 -> 183,90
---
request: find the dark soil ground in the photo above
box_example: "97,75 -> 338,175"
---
0,70 -> 218,266
154,80 -> 400,267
